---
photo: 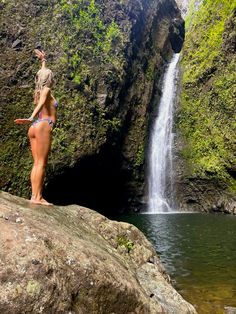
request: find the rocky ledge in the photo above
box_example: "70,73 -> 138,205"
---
0,191 -> 196,313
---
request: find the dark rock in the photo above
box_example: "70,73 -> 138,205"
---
169,18 -> 185,53
11,39 -> 22,50
174,174 -> 236,215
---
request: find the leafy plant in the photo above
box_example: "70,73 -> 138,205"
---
117,236 -> 135,253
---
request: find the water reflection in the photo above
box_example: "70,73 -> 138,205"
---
112,213 -> 236,313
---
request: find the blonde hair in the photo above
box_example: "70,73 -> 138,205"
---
34,68 -> 54,103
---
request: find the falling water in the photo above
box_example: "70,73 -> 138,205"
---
148,53 -> 180,213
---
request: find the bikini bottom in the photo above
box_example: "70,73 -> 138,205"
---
32,118 -> 54,129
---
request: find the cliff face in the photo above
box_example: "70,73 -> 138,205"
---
175,1 -> 236,214
0,191 -> 196,313
0,0 -> 184,212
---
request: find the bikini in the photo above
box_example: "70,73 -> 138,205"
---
32,100 -> 58,128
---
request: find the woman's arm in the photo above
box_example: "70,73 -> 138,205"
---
35,49 -> 47,69
14,87 -> 50,124
14,49 -> 49,125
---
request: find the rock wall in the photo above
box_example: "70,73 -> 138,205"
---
0,191 -> 197,313
175,1 -> 236,214
0,0 -> 184,213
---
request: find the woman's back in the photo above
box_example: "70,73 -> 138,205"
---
36,88 -> 57,123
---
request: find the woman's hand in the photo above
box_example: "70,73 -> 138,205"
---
14,118 -> 33,125
34,49 -> 46,61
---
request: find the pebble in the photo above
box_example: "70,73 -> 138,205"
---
31,259 -> 41,265
16,217 -> 23,223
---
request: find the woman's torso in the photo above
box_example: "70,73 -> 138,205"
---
37,89 -> 57,123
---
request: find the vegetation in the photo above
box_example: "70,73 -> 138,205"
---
134,145 -> 145,167
117,235 -> 135,253
184,0 -> 195,29
59,0 -> 125,84
179,0 -> 236,189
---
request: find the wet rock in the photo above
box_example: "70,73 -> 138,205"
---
0,191 -> 197,314
175,175 -> 236,215
169,18 -> 185,53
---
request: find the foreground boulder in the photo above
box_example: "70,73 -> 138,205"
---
0,192 -> 196,313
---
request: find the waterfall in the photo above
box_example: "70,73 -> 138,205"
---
148,53 -> 180,213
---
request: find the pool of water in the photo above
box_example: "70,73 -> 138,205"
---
111,213 -> 236,314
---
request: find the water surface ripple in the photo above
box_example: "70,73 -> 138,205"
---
113,213 -> 236,313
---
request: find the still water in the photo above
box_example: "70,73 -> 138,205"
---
113,213 -> 236,313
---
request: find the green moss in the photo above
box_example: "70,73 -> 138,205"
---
15,284 -> 23,296
117,235 -> 134,253
182,1 -> 234,83
179,0 -> 236,189
134,145 -> 145,167
59,0 -> 125,84
145,61 -> 155,81
184,0 -> 196,29
229,179 -> 236,193
26,280 -> 41,296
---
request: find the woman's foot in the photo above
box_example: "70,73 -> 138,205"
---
30,198 -> 53,206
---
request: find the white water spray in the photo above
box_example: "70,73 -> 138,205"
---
148,54 -> 180,213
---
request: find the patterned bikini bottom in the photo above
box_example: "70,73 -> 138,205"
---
32,118 -> 54,129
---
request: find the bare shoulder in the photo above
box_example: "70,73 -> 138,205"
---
41,86 -> 51,97
41,86 -> 51,96
39,87 -> 51,102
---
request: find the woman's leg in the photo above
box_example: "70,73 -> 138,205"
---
31,122 -> 52,205
28,126 -> 37,199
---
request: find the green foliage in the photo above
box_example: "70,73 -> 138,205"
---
117,235 -> 135,253
179,0 -> 236,188
183,0 -> 234,83
145,61 -> 155,81
103,117 -> 122,132
229,179 -> 236,192
58,0 -> 125,84
134,145 -> 145,167
185,0 -> 195,29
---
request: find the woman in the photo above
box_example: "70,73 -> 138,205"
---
14,49 -> 58,205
